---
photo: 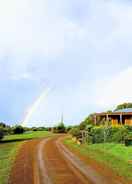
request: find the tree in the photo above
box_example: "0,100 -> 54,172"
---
13,126 -> 25,134
115,103 -> 132,111
79,114 -> 95,130
57,122 -> 66,133
53,122 -> 66,133
0,128 -> 4,140
0,122 -> 6,128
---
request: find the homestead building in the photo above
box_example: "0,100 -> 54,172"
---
95,108 -> 132,126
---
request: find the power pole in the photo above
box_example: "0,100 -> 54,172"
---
61,113 -> 64,124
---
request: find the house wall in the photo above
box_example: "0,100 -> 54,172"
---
97,114 -> 132,126
111,115 -> 132,126
125,118 -> 132,126
111,118 -> 119,126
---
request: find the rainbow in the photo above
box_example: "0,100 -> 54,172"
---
21,87 -> 51,127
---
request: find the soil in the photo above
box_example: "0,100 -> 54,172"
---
9,139 -> 41,184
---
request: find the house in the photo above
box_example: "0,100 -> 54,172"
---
95,108 -> 132,126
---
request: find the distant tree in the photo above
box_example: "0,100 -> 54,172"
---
0,122 -> 6,128
106,110 -> 112,113
115,103 -> 132,111
13,126 -> 25,134
57,122 -> 66,133
0,128 -> 4,140
53,122 -> 66,133
0,122 -> 12,135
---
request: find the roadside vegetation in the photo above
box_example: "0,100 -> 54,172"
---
66,103 -> 132,182
4,130 -> 53,142
52,122 -> 66,133
0,142 -> 22,184
64,137 -> 132,181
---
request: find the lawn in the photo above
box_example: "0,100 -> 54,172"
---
0,131 -> 53,184
63,136 -> 132,181
3,130 -> 53,142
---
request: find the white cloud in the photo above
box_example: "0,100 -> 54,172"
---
0,0 -> 85,58
96,67 -> 132,109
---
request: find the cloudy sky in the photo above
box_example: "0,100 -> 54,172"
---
0,0 -> 132,126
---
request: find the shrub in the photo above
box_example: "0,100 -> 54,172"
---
89,126 -> 128,144
124,125 -> 132,132
0,128 -> 4,140
111,127 -> 128,143
124,132 -> 132,146
13,126 -> 25,134
104,127 -> 120,142
57,122 -> 66,133
52,123 -> 66,133
91,127 -> 104,143
69,127 -> 81,138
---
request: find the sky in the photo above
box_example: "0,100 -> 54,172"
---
0,0 -> 132,126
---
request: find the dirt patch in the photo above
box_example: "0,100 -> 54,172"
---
43,137 -> 93,184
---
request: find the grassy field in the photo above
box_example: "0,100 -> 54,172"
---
3,130 -> 53,142
63,136 -> 132,181
0,142 -> 22,184
0,131 -> 53,184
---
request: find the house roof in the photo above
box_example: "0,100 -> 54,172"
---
114,108 -> 132,113
96,108 -> 132,116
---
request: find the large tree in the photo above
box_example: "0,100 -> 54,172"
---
115,103 -> 132,111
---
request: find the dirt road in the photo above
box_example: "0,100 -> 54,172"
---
9,136 -> 126,184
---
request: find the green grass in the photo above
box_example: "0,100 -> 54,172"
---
63,137 -> 132,181
3,130 -> 53,141
0,142 -> 22,184
0,131 -> 53,184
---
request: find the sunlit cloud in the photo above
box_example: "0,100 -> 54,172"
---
96,67 -> 132,110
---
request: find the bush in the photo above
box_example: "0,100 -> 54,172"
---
91,127 -> 104,143
104,127 -> 120,142
124,125 -> 132,132
125,138 -> 132,146
69,127 -> 81,138
111,127 -> 128,143
57,122 -> 66,133
124,132 -> 132,146
52,123 -> 66,133
0,128 -> 4,140
13,126 -> 25,134
89,126 -> 129,144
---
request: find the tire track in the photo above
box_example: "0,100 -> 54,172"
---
37,138 -> 53,184
41,136 -> 93,184
56,138 -> 123,184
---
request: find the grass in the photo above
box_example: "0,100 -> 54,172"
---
0,131 -> 53,184
3,130 -> 53,142
0,142 -> 23,184
63,136 -> 132,181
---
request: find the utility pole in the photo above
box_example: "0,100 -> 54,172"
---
61,113 -> 64,124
